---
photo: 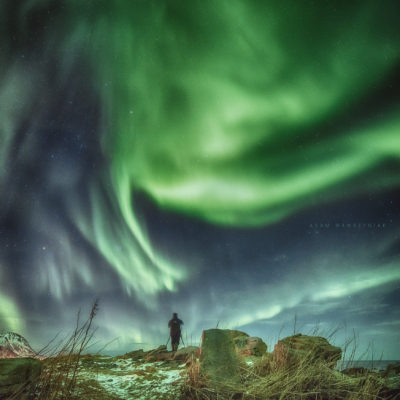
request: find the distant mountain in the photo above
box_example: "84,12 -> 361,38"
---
0,332 -> 38,358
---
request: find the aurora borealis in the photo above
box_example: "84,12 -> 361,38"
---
1,0 -> 400,358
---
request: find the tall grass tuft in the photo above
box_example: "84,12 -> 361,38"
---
182,333 -> 387,400
28,299 -> 99,400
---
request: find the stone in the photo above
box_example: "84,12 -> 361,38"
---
273,334 -> 341,368
144,345 -> 173,362
341,367 -> 369,377
199,329 -> 241,387
0,357 -> 42,400
229,330 -> 249,340
151,345 -> 167,353
152,351 -> 174,362
382,362 -> 400,378
233,335 -> 267,357
173,346 -> 200,361
128,349 -> 145,359
379,362 -> 400,398
124,349 -> 145,360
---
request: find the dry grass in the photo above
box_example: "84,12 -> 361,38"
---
71,378 -> 121,400
28,300 -> 99,400
7,314 -> 394,400
243,357 -> 385,400
181,338 -> 387,400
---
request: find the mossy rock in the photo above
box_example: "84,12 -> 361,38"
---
273,334 -> 341,368
233,336 -> 267,357
200,329 -> 241,387
0,358 -> 42,400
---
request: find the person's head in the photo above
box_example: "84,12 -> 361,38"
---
173,312 -> 178,319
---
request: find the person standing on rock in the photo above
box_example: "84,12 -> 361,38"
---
168,312 -> 184,351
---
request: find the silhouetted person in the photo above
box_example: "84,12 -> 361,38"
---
168,312 -> 183,351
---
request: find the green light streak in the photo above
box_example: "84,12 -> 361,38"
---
312,264 -> 400,301
73,184 -> 186,297
0,295 -> 23,333
223,260 -> 400,329
64,0 -> 400,294
0,268 -> 23,332
2,1 -> 399,298
76,0 -> 400,226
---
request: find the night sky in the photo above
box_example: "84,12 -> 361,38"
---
1,0 -> 400,359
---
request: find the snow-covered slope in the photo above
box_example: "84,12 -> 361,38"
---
0,332 -> 38,358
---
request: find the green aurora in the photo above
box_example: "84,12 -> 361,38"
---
0,0 -> 400,349
70,0 -> 400,295
87,1 -> 400,225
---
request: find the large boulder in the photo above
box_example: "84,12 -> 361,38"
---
0,358 -> 42,400
233,335 -> 267,357
199,329 -> 241,387
273,334 -> 341,368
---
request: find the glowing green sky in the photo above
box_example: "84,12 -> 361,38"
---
0,273 -> 23,333
56,0 -> 400,300
1,0 -> 400,358
84,0 -> 400,226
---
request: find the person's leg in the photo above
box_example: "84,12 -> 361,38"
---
171,333 -> 180,351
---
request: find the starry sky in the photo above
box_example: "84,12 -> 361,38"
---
1,0 -> 400,359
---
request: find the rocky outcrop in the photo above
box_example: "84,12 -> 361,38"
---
199,329 -> 241,386
0,347 -> 18,359
230,330 -> 249,340
123,349 -> 145,361
273,334 -> 341,368
382,362 -> 400,378
118,346 -> 173,362
233,335 -> 267,357
341,367 -> 369,377
226,330 -> 268,357
173,346 -> 200,361
0,332 -> 38,359
380,362 -> 400,398
0,358 -> 42,400
121,345 -> 200,363
144,345 -> 172,362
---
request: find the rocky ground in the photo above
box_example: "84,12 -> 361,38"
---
1,330 -> 400,400
74,354 -> 185,400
